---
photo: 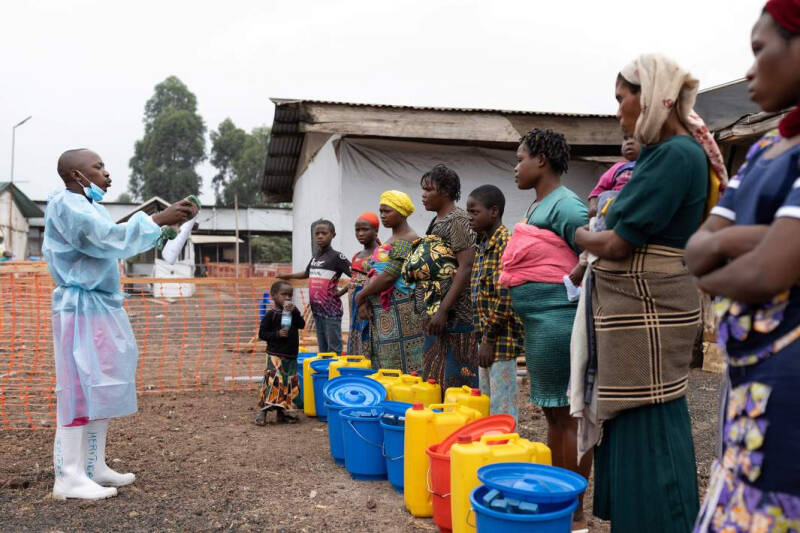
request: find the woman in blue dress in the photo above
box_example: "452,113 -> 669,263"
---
686,1 -> 800,529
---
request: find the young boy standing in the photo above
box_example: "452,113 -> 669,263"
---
255,281 -> 306,425
466,185 -> 524,422
280,219 -> 351,354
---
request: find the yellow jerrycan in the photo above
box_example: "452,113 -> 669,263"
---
390,374 -> 423,403
444,386 -> 490,417
302,352 -> 338,417
449,433 -> 552,533
328,355 -> 371,379
368,369 -> 403,400
412,378 -> 442,406
404,402 -> 482,517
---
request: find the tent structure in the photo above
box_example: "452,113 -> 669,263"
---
262,99 -> 623,270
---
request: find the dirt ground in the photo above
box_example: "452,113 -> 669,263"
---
0,369 -> 721,532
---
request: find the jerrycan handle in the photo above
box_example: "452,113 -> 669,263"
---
344,355 -> 365,362
400,375 -> 421,384
480,433 -> 519,445
427,403 -> 457,412
461,385 -> 473,393
375,369 -> 402,377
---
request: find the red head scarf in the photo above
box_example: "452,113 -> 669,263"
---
356,211 -> 380,230
765,0 -> 800,137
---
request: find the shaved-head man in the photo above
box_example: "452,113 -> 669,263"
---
43,148 -> 196,500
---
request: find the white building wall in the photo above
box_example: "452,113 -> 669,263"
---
291,135 -> 343,271
0,191 -> 30,259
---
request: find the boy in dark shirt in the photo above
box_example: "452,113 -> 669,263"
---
279,219 -> 351,354
255,281 -> 306,425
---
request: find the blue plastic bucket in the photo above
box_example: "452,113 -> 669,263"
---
379,401 -> 411,492
340,407 -> 387,481
326,401 -> 346,465
310,359 -> 334,421
469,485 -> 578,533
338,367 -> 375,378
296,353 -> 316,406
323,378 -> 387,467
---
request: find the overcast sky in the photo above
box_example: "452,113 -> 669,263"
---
1,0 -> 764,204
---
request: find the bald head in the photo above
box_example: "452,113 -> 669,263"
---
57,148 -> 95,182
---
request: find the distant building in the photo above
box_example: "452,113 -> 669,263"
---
261,99 -> 623,270
0,182 -> 44,259
695,79 -> 787,173
28,197 -> 292,275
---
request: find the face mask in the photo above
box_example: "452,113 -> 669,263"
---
84,181 -> 106,202
76,171 -> 105,202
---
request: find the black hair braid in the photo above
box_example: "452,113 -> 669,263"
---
420,164 -> 461,201
519,128 -> 570,175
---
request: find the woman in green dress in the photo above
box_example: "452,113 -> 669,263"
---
510,128 -> 590,530
574,53 -> 726,532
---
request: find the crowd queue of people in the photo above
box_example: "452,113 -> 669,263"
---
38,0 -> 800,527
253,2 -> 800,531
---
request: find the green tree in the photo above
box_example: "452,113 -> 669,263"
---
210,118 -> 247,203
128,76 -> 206,202
210,119 -> 270,207
115,192 -> 133,203
250,235 -> 291,263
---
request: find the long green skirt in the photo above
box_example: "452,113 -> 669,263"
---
594,397 -> 699,532
510,282 -> 576,407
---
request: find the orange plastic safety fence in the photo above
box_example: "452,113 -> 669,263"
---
0,268 -> 312,430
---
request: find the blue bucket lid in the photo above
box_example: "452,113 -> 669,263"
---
340,406 -> 382,420
380,401 -> 412,418
477,463 -> 587,504
323,376 -> 386,407
310,359 -> 334,373
298,352 -> 316,361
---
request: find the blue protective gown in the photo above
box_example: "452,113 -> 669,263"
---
42,190 -> 162,426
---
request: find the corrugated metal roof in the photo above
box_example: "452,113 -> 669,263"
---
269,98 -> 614,118
262,98 -> 616,197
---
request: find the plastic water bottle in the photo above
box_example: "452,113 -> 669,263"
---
281,308 -> 292,330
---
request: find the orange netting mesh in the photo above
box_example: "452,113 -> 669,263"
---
0,264 -> 315,430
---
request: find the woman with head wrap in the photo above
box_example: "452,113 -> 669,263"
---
687,1 -> 800,530
574,53 -> 726,531
345,212 -> 380,358
355,191 -> 425,372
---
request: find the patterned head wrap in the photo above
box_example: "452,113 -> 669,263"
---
620,54 -> 728,189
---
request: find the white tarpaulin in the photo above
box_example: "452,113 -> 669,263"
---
291,136 -> 609,330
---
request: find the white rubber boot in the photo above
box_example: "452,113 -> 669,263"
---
52,426 -> 118,500
86,420 -> 136,487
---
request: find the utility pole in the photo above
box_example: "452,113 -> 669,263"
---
10,116 -> 32,183
234,193 -> 240,278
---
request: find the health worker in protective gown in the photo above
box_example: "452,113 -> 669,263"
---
43,149 -> 196,500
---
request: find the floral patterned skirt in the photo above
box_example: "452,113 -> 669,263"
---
422,321 -> 478,391
257,355 -> 300,412
694,341 -> 800,532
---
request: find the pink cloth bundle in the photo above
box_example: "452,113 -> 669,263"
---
499,223 -> 578,287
